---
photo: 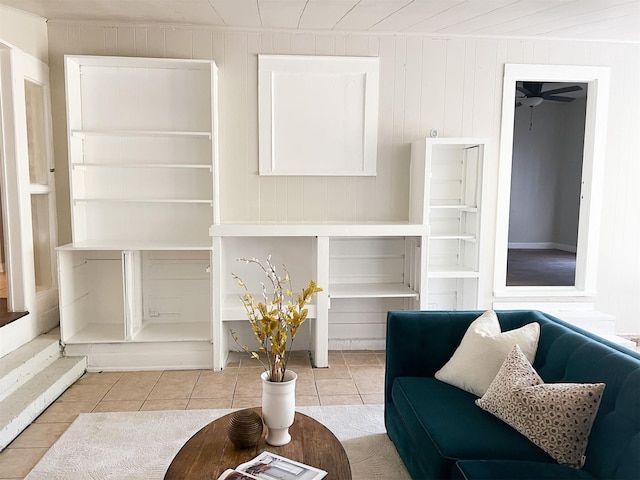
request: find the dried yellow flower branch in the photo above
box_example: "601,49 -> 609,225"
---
230,256 -> 322,382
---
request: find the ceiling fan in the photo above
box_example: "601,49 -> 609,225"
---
515,81 -> 583,108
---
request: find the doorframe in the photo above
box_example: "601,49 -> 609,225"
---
0,39 -> 58,356
493,64 -> 610,298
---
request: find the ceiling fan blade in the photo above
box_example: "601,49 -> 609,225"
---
541,85 -> 583,96
543,95 -> 575,102
517,86 -> 532,96
522,81 -> 543,95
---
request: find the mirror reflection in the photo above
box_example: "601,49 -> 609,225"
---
506,81 -> 588,287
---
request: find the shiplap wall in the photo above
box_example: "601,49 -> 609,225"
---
46,23 -> 640,334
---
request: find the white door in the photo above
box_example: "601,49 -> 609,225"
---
0,41 -> 58,332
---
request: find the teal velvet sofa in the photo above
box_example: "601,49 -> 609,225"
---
385,310 -> 640,480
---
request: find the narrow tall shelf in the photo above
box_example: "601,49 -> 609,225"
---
410,138 -> 486,310
57,55 -> 218,370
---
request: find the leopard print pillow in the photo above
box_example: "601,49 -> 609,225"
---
475,345 -> 605,468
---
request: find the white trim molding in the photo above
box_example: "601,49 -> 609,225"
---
494,63 -> 610,299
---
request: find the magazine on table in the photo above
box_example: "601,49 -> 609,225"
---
217,451 -> 327,480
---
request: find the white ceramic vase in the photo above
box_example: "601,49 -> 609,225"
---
261,369 -> 297,446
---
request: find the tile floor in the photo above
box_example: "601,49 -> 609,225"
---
0,350 -> 386,479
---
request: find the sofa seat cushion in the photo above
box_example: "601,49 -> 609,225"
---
391,377 -> 553,478
453,460 -> 596,480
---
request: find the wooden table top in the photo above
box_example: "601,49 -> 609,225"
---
164,408 -> 352,480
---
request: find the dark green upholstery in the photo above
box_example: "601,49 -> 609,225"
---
453,460 -> 596,479
384,310 -> 640,480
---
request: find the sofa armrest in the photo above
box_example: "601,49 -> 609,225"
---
384,310 -> 484,402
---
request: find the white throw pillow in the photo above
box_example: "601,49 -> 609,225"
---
434,310 -> 540,396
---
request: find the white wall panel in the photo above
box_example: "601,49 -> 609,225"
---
47,22 -> 640,334
0,5 -> 48,63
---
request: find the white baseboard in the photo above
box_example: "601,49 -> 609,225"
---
64,341 -> 213,371
328,338 -> 386,351
508,242 -> 577,253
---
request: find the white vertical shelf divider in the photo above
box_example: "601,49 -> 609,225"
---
314,236 -> 330,368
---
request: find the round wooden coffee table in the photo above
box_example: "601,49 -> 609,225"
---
164,408 -> 352,479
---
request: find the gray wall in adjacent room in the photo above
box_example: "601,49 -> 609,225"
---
508,96 -> 586,251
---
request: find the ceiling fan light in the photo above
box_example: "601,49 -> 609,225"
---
521,96 -> 544,107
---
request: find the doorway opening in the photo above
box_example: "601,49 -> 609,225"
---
493,64 -> 610,298
506,81 -> 587,287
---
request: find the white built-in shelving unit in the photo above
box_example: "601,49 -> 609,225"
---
57,55 -> 218,370
210,223 -> 428,369
410,138 -> 486,310
56,54 -> 485,371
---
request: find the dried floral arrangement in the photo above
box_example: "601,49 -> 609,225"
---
231,256 -> 322,382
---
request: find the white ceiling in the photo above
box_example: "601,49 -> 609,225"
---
2,0 -> 639,43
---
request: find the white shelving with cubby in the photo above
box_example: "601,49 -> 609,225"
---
58,55 -> 218,370
210,226 -> 427,369
64,55 -> 218,245
411,138 -> 486,310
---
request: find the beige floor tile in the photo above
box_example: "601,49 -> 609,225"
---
56,383 -> 111,403
102,382 -> 154,401
92,400 -> 144,412
147,379 -> 197,400
237,366 -> 266,378
187,398 -> 233,409
140,399 -> 189,411
349,366 -> 385,394
234,377 -> 263,397
116,371 -> 163,386
361,394 -> 384,405
290,367 -> 313,380
315,378 -> 359,396
285,353 -> 312,368
349,365 -> 384,377
354,378 -> 384,394
8,423 -> 70,449
191,381 -> 236,399
76,371 -> 124,386
295,378 -> 318,396
319,395 -> 363,406
231,397 -> 261,409
313,365 -> 351,379
0,447 -> 48,478
296,395 -> 320,407
327,351 -> 345,364
198,369 -> 239,384
158,370 -> 201,382
225,353 -> 242,368
35,401 -> 98,423
342,352 -> 382,366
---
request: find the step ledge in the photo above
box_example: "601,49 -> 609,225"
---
0,337 -> 62,402
0,356 -> 87,451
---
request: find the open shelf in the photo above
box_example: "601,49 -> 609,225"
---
329,283 -> 419,299
63,324 -> 125,344
71,130 -> 212,138
132,322 -> 211,342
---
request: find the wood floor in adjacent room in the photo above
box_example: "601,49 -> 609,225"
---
506,249 -> 577,287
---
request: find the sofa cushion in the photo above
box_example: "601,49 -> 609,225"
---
453,460 -> 596,480
391,376 -> 553,478
435,310 -> 540,396
476,345 -> 605,468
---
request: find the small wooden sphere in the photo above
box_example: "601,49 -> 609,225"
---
227,409 -> 264,448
